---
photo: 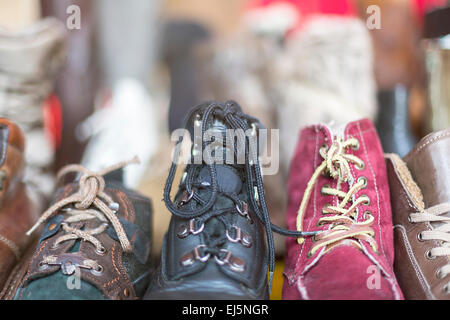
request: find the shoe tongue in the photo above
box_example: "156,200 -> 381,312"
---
405,130 -> 450,207
197,165 -> 242,194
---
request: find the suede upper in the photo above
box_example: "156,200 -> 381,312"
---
283,119 -> 403,300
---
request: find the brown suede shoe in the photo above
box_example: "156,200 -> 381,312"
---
0,118 -> 39,289
387,128 -> 450,299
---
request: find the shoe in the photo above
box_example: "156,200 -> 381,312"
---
162,20 -> 211,133
282,119 -> 403,300
272,16 -> 377,177
0,119 -> 39,290
0,17 -> 66,201
3,158 -> 153,300
77,78 -> 160,189
375,85 -> 417,157
144,101 -> 305,300
387,128 -> 450,299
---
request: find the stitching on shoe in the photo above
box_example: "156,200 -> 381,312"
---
360,242 -> 401,300
295,126 -> 320,276
0,233 -> 20,259
408,130 -> 450,157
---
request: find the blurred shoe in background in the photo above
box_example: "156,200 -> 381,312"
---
163,20 -> 211,133
376,85 -> 418,157
0,17 -> 66,204
77,78 -> 159,189
41,0 -> 100,170
272,15 -> 377,177
388,128 -> 450,300
0,119 -> 39,290
3,158 -> 153,300
283,119 -> 403,300
423,5 -> 450,134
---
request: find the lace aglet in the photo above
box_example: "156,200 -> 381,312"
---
26,225 -> 37,236
268,271 -> 274,295
300,230 -> 322,237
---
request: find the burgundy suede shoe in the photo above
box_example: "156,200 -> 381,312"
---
282,119 -> 403,300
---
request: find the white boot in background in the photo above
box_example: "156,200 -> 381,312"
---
78,78 -> 160,189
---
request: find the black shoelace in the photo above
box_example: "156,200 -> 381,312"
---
163,101 -> 317,291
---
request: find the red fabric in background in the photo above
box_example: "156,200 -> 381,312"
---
245,0 -> 357,17
42,93 -> 63,150
246,0 -> 448,29
412,0 -> 446,26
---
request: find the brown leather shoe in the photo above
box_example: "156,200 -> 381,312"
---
386,128 -> 450,299
0,118 -> 39,289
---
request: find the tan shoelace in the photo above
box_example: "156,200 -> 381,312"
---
296,137 -> 377,256
26,157 -> 140,253
410,202 -> 450,288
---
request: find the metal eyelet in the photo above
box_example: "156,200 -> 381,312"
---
357,176 -> 368,188
363,211 -> 372,220
351,140 -> 360,151
361,194 -> 371,206
236,201 -> 253,223
444,283 -> 450,294
426,249 -> 436,260
177,219 -> 205,239
436,268 -> 446,279
180,245 -> 210,267
407,215 -> 413,223
96,246 -> 107,255
226,226 -> 252,248
38,261 -> 48,270
307,250 -> 314,258
91,264 -> 104,276
417,232 -> 425,242
355,162 -> 365,171
109,202 -> 120,212
178,190 -> 194,207
214,249 -> 246,273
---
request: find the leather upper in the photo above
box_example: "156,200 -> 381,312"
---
146,164 -> 269,300
0,119 -> 38,290
388,128 -> 450,300
283,119 -> 403,300
3,175 -> 153,300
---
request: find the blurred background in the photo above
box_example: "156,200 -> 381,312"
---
0,0 -> 448,299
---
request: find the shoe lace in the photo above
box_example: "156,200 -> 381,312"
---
26,157 -> 140,253
164,101 -> 317,291
410,202 -> 450,293
296,137 -> 378,256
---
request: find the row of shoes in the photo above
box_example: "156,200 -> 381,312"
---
0,99 -> 448,300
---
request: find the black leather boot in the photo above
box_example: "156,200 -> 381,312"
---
375,85 -> 418,157
145,101 -> 311,300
